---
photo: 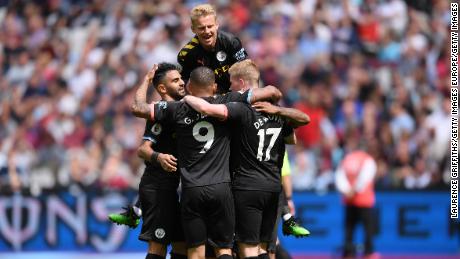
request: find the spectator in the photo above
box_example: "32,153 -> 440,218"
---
335,150 -> 378,259
0,0 -> 450,194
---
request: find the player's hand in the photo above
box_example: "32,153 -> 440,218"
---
145,64 -> 159,84
157,153 -> 178,172
252,101 -> 280,115
263,85 -> 282,103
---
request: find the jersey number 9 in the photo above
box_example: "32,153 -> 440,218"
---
193,121 -> 215,153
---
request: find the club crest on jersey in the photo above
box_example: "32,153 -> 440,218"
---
151,123 -> 162,135
234,48 -> 246,61
158,101 -> 168,110
216,51 -> 227,62
155,228 -> 165,239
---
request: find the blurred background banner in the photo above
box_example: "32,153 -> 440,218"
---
0,190 -> 141,252
281,192 -> 458,255
0,191 -> 457,254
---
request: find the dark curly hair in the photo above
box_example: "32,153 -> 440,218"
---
152,62 -> 182,88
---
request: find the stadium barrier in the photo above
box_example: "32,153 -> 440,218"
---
0,190 -> 457,254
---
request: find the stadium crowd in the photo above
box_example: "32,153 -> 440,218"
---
0,0 -> 452,195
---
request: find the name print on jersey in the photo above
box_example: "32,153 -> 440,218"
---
253,114 -> 284,129
184,113 -> 208,125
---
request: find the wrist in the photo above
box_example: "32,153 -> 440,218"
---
285,196 -> 292,200
275,106 -> 282,115
150,151 -> 160,164
144,77 -> 153,85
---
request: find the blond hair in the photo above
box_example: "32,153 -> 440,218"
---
190,4 -> 217,27
228,59 -> 260,84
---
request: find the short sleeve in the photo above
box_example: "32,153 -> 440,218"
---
142,120 -> 159,144
281,152 -> 291,176
229,36 -> 248,62
153,101 -> 180,123
178,54 -> 193,83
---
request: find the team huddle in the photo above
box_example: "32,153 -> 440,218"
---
108,4 -> 310,259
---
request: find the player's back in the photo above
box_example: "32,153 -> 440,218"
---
227,102 -> 293,192
154,99 -> 233,188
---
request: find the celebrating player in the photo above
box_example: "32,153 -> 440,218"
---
178,4 -> 248,94
131,66 -> 282,259
111,63 -> 187,259
183,60 -> 310,259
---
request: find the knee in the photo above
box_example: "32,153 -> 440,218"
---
148,241 -> 167,256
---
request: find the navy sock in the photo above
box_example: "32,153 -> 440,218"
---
218,254 -> 234,259
258,253 -> 269,259
145,254 -> 165,259
170,252 -> 187,259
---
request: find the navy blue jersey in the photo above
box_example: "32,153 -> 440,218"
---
178,30 -> 248,94
152,92 -> 249,188
141,119 -> 180,190
226,102 -> 294,192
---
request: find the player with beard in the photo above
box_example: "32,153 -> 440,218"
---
178,4 -> 248,94
111,63 -> 187,259
180,4 -> 308,241
182,60 -> 310,259
131,66 -> 282,259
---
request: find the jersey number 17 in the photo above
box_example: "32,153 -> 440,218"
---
256,128 -> 281,161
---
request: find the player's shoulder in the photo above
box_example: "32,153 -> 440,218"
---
227,100 -> 252,112
218,30 -> 238,40
178,36 -> 200,60
213,91 -> 241,103
217,30 -> 241,46
156,100 -> 183,111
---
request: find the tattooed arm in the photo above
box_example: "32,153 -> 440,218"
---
131,64 -> 158,119
252,101 -> 310,128
183,95 -> 228,120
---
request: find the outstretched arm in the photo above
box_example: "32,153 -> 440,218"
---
183,95 -> 228,120
252,102 -> 310,128
131,65 -> 158,119
249,85 -> 282,104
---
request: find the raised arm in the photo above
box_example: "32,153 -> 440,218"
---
131,65 -> 158,119
252,102 -> 310,128
249,85 -> 282,104
183,95 -> 228,120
